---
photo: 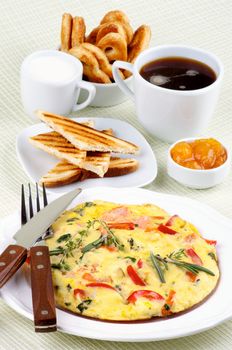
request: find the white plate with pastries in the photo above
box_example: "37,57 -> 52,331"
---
16,115 -> 157,193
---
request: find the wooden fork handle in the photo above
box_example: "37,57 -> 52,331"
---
0,244 -> 28,288
30,245 -> 57,332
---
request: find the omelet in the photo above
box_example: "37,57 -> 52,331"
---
46,201 -> 219,321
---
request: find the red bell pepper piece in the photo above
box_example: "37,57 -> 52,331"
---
137,259 -> 143,269
186,248 -> 203,265
86,282 -> 115,290
107,222 -> 135,230
165,215 -> 178,226
157,224 -> 177,235
186,271 -> 198,282
161,289 -> 176,316
74,288 -> 86,297
204,239 -> 217,246
127,265 -> 146,286
127,290 -> 164,303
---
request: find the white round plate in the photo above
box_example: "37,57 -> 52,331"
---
16,117 -> 157,193
1,187 -> 232,342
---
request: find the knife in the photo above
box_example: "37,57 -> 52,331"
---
0,187 -> 82,287
0,187 -> 81,330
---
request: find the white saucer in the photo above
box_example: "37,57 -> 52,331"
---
16,117 -> 157,193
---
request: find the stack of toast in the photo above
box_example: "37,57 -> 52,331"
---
29,111 -> 139,187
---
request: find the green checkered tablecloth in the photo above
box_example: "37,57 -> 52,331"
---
0,0 -> 232,348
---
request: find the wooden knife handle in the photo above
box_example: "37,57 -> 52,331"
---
30,245 -> 57,332
0,245 -> 28,288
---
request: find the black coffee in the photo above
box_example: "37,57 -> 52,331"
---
140,56 -> 216,91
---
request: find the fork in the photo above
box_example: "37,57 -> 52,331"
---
22,183 -> 57,332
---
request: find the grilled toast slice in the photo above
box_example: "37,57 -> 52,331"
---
29,131 -> 86,167
29,120 -> 95,167
40,157 -> 139,187
81,128 -> 113,177
29,126 -> 113,177
83,151 -> 111,177
37,110 -> 139,154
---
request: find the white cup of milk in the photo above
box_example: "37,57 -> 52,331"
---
20,50 -> 96,119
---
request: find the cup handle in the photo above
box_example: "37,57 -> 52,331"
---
112,61 -> 134,99
72,80 -> 96,111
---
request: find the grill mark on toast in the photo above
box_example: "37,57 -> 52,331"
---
47,123 -> 122,147
43,114 -> 95,128
30,140 -> 85,155
40,112 -> 139,152
29,140 -> 86,165
61,125 -> 133,146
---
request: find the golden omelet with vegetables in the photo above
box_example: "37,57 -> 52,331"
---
47,201 -> 219,321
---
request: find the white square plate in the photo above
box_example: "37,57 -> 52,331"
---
16,117 -> 157,193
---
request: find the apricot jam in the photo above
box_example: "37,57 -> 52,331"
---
171,138 -> 227,170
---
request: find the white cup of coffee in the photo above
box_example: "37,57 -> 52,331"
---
21,50 -> 96,119
113,45 -> 223,142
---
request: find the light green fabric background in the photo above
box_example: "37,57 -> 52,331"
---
0,0 -> 232,348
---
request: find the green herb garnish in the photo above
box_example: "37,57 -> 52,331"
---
73,208 -> 84,216
98,220 -> 124,250
50,230 -> 85,271
168,249 -> 186,260
81,220 -> 124,258
85,202 -> 96,207
128,238 -> 134,249
153,252 -> 215,277
49,247 -> 64,256
66,217 -> 79,223
115,284 -> 122,291
81,235 -> 105,255
50,219 -> 124,267
51,261 -> 70,271
56,233 -> 71,243
51,263 -> 62,269
164,303 -> 170,311
150,252 -> 166,283
77,299 -> 92,313
124,256 -> 136,262
168,258 -> 214,275
50,227 -> 88,258
79,230 -> 88,236
74,202 -> 96,216
208,252 -> 217,262
50,239 -> 81,258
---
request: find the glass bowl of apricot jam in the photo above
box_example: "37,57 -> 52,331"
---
167,137 -> 230,189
